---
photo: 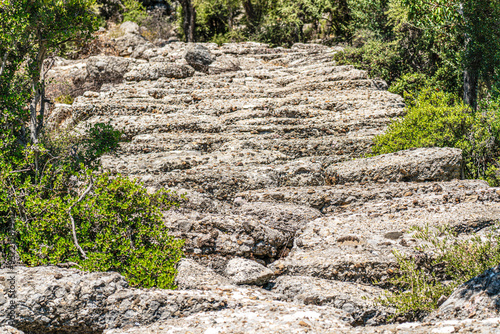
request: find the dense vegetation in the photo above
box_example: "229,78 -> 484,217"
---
0,0 -> 184,289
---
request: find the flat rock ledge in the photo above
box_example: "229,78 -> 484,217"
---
326,147 -> 463,184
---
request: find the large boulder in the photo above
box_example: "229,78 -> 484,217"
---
224,257 -> 274,285
427,265 -> 500,321
184,44 -> 214,73
86,56 -> 142,84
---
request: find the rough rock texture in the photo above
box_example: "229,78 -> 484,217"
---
175,258 -> 233,289
86,56 -> 143,84
0,266 -> 226,333
427,265 -> 500,321
184,44 -> 214,73
326,147 -> 463,184
123,62 -> 195,81
224,257 -> 274,285
39,41 -> 500,333
273,275 -> 393,325
113,22 -> 156,58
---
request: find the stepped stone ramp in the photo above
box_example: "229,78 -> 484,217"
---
41,41 -> 500,332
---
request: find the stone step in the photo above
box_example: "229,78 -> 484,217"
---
269,201 -> 500,284
237,180 -> 499,213
326,147 -> 463,184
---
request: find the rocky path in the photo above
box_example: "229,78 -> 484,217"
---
18,34 -> 500,333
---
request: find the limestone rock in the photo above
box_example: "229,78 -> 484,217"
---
184,44 -> 214,73
225,257 -> 274,285
326,147 -> 463,185
175,258 -> 233,289
427,265 -> 500,321
273,275 -> 394,325
0,266 -> 226,333
119,21 -> 140,35
208,54 -> 241,74
113,26 -> 154,58
124,63 -> 194,81
86,56 -> 141,84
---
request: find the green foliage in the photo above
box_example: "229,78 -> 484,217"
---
78,122 -> 122,167
334,40 -> 404,83
0,0 -> 185,290
122,0 -> 147,24
378,251 -> 452,320
11,170 -> 184,289
194,0 -> 240,42
0,122 -> 185,289
347,0 -> 391,39
379,224 -> 500,319
54,94 -> 74,105
373,89 -> 500,186
388,73 -> 436,103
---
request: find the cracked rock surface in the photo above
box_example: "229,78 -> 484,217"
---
18,40 -> 500,333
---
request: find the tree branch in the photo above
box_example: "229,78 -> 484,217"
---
67,175 -> 93,260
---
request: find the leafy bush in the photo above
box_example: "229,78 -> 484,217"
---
0,122 -> 185,289
388,72 -> 434,103
122,0 -> 148,24
379,224 -> 500,320
11,171 -> 184,289
194,0 -> 240,42
373,89 -> 500,185
54,94 -> 75,105
333,40 -> 405,84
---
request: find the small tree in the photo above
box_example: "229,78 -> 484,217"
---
401,0 -> 500,109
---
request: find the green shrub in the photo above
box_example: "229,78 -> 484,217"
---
122,0 -> 147,24
54,94 -> 75,105
0,122 -> 185,289
12,171 -> 184,289
388,72 -> 433,103
379,224 -> 500,320
373,89 -> 500,185
333,40 -> 405,84
194,0 -> 240,42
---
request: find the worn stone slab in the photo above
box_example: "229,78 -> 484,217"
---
225,257 -> 274,285
272,275 -> 393,325
270,201 -> 500,284
0,266 -> 226,333
326,147 -> 463,185
175,258 -> 233,289
427,265 -> 500,322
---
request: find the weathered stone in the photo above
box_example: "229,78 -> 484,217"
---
119,21 -> 140,35
44,40 -> 500,332
0,266 -> 227,333
427,265 -> 500,321
124,63 -> 194,81
273,275 -> 393,325
326,147 -> 463,185
0,327 -> 23,334
113,25 -> 155,58
184,44 -> 214,73
175,258 -> 233,289
86,56 -> 141,84
225,257 -> 274,285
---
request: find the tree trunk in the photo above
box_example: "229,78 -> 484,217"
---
180,0 -> 196,42
463,67 -> 478,110
243,0 -> 259,34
